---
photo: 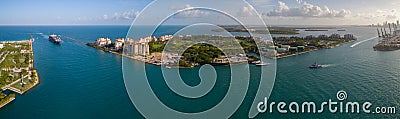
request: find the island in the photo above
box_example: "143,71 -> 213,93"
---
0,36 -> 39,109
213,26 -> 347,35
274,34 -> 356,58
87,33 -> 356,68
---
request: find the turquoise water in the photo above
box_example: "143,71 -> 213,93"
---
0,26 -> 398,118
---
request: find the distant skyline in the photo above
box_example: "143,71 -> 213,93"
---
1,0 -> 400,25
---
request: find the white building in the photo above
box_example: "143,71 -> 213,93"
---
95,38 -> 111,47
159,35 -> 173,41
124,38 -> 150,56
114,38 -> 124,50
343,34 -> 354,40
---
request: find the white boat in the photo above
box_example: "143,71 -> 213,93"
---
252,60 -> 261,64
255,61 -> 269,66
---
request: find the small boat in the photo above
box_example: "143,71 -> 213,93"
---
255,61 -> 269,66
309,61 -> 323,68
252,60 -> 261,64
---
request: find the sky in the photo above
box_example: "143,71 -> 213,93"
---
0,0 -> 399,25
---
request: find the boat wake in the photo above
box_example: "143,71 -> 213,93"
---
321,64 -> 335,68
350,36 -> 378,48
40,34 -> 50,39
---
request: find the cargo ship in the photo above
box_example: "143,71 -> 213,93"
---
49,34 -> 62,44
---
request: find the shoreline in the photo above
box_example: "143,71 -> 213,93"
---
87,34 -> 356,67
275,39 -> 355,59
276,49 -> 318,59
0,97 -> 15,109
0,38 -> 39,109
87,42 -> 349,67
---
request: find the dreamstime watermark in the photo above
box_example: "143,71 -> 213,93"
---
257,90 -> 397,114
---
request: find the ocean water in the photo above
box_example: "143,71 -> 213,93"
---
0,25 -> 398,118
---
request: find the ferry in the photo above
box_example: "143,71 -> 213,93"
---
309,61 -> 323,69
49,34 -> 62,44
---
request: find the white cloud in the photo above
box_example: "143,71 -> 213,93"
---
111,9 -> 140,20
78,10 -> 139,21
103,15 -> 109,20
295,0 -> 303,4
386,14 -> 398,20
174,4 -> 210,18
354,9 -> 399,21
237,6 -> 255,17
267,1 -> 351,18
74,9 -> 139,24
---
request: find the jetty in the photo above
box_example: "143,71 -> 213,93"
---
61,35 -> 87,44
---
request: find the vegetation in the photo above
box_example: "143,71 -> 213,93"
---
148,35 -> 267,67
0,41 -> 37,92
182,44 -> 224,65
235,36 -> 260,53
148,40 -> 166,53
0,91 -> 15,106
147,35 -> 355,67
0,43 -> 31,68
273,36 -> 354,49
0,40 -> 38,108
0,70 -> 13,88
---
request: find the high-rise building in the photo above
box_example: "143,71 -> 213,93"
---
95,38 -> 111,47
124,38 -> 150,56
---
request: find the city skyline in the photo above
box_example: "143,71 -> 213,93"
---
1,0 -> 400,25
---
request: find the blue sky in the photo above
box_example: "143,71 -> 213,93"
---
0,0 -> 152,25
1,0 -> 399,25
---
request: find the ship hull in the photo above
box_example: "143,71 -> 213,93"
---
49,39 -> 61,44
49,35 -> 62,44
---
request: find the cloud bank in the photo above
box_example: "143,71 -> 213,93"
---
174,4 -> 210,18
103,9 -> 140,20
267,1 -> 351,18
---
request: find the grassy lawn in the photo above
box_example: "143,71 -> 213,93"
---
0,41 -> 34,91
11,75 -> 35,92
